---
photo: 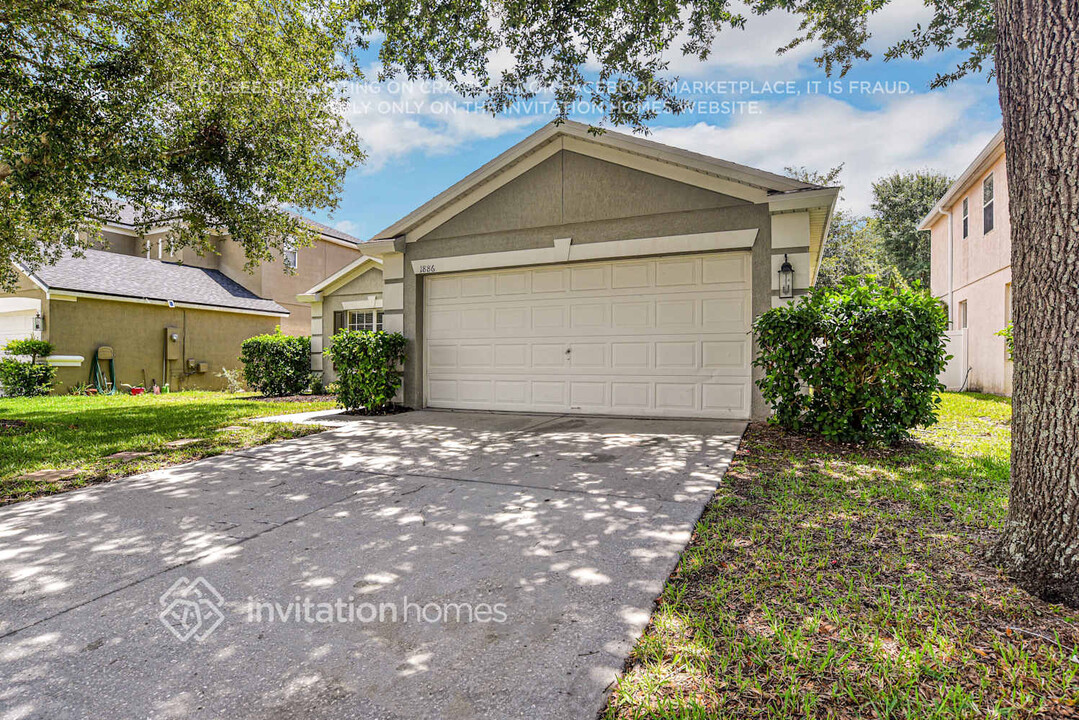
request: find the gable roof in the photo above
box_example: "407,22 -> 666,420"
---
21,249 -> 288,316
918,129 -> 1005,231
296,255 -> 383,302
370,120 -> 823,242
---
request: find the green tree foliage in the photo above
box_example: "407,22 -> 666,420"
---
3,0 -> 991,292
0,338 -> 55,396
872,171 -> 953,287
816,214 -> 897,289
753,277 -> 949,444
239,330 -> 311,396
784,165 -> 906,289
324,330 -> 407,414
1,0 -> 362,289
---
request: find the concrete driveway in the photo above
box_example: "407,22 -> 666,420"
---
0,410 -> 743,719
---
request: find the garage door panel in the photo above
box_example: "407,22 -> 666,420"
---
570,303 -> 607,328
496,271 -> 530,295
531,381 -> 566,406
611,342 -> 650,369
703,340 -> 749,373
655,341 -> 698,370
655,299 -> 696,327
568,343 -> 606,368
702,254 -> 750,286
460,274 -> 495,297
424,251 -> 752,419
458,344 -> 493,368
702,296 -> 751,333
531,268 -> 566,293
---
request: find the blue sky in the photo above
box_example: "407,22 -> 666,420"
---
314,0 -> 1001,240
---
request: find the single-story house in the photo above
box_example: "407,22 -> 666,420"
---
919,129 -> 1011,395
299,121 -> 838,420
4,249 -> 287,392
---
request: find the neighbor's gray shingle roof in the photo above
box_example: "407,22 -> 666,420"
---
27,249 -> 288,315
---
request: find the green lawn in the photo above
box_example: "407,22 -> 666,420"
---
605,392 -> 1079,719
0,391 -> 336,503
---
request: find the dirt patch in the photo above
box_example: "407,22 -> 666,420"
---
342,405 -> 411,417
0,419 -> 31,435
243,394 -> 337,403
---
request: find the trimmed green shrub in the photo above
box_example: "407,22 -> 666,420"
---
324,330 -> 407,413
1,338 -> 56,396
4,338 -> 53,362
753,277 -> 949,444
239,330 -> 311,396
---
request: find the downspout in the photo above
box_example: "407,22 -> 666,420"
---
944,208 -> 954,328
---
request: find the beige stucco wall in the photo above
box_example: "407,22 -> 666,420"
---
928,152 -> 1012,395
315,267 -> 384,383
216,238 -> 362,336
45,296 -> 278,392
394,149 -> 777,418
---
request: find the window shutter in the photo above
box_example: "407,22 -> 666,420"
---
333,311 -> 346,335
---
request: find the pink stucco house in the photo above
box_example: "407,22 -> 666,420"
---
919,130 -> 1012,396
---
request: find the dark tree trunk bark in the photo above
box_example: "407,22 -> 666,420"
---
992,0 -> 1079,607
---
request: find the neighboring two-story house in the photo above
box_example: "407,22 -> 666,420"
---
919,130 -> 1012,396
0,210 -> 362,392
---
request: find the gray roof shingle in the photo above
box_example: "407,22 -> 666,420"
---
26,250 -> 288,315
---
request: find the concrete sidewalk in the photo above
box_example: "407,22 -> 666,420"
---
0,411 -> 743,719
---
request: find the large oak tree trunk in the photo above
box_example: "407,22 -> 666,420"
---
992,0 -> 1079,607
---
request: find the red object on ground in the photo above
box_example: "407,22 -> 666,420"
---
130,387 -> 145,396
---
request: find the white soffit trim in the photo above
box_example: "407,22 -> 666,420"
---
410,229 -> 758,275
43,290 -> 288,317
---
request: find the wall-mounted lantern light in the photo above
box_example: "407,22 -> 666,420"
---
778,254 -> 795,299
32,313 -> 43,333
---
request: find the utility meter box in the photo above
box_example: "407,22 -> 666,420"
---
164,327 -> 181,360
197,362 -> 209,374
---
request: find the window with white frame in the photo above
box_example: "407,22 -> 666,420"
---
283,242 -> 298,269
982,175 -> 995,234
347,310 -> 383,331
961,197 -> 969,238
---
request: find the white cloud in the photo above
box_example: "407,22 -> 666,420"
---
650,87 -> 997,214
662,0 -> 935,79
333,220 -> 360,235
342,68 -> 541,171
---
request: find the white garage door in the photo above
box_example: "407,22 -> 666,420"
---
423,252 -> 753,419
0,298 -> 40,353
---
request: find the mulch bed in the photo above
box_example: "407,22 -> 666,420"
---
243,394 -> 336,403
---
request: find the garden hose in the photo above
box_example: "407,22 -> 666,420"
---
89,348 -> 117,395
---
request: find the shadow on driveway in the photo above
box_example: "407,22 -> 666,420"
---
0,410 -> 744,719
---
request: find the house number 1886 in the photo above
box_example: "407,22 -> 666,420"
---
418,264 -> 436,274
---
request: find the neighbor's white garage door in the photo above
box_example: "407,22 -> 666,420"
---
0,299 -> 40,352
423,252 -> 753,419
